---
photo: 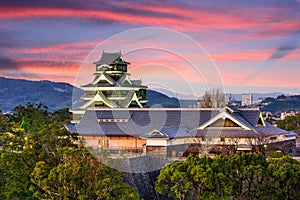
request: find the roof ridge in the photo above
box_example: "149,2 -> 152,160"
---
237,107 -> 260,111
103,51 -> 121,54
86,108 -> 222,111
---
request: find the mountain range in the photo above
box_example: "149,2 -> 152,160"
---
0,77 -> 297,113
0,77 -> 181,112
0,77 -> 76,112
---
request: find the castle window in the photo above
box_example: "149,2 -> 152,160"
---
98,118 -> 128,122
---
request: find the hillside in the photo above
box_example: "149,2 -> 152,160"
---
2,77 -> 300,114
262,99 -> 300,113
146,90 -> 180,108
0,77 -> 79,112
0,77 -> 180,112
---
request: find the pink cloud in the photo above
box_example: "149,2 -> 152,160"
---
12,41 -> 98,55
1,4 -> 298,35
1,2 -> 299,90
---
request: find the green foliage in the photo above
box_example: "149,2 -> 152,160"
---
0,104 -> 139,200
156,152 -> 300,200
10,102 -> 49,133
156,161 -> 192,200
265,156 -> 300,200
30,148 -> 139,200
276,114 -> 300,134
51,108 -> 72,122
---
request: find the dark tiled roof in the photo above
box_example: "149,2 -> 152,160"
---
238,109 -> 260,126
93,51 -> 129,65
96,110 -> 132,119
73,107 -> 293,139
65,123 -> 77,133
254,121 -> 288,137
131,80 -> 142,86
286,131 -> 297,137
76,110 -> 106,135
76,109 -> 220,136
160,127 -> 191,138
228,112 -> 256,130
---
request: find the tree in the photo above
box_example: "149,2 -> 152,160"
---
156,155 -> 231,199
155,153 -> 300,200
263,156 -> 300,200
51,108 -> 72,122
0,121 -> 77,199
224,152 -> 268,199
0,104 -> 139,200
10,102 -> 50,133
276,114 -> 300,134
199,88 -> 225,108
30,147 -> 139,200
156,161 -> 193,200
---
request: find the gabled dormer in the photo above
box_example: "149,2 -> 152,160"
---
256,112 -> 266,127
198,108 -> 252,130
92,73 -> 115,85
140,130 -> 170,139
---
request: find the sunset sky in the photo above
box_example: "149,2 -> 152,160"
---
0,0 -> 300,96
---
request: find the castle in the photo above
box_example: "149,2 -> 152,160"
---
67,51 -> 297,157
71,51 -> 147,123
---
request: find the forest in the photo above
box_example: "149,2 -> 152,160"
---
156,152 -> 300,200
0,103 -> 139,199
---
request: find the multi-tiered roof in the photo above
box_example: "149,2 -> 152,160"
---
72,51 -> 148,122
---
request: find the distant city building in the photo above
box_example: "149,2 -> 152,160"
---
253,98 -> 263,105
226,99 -> 241,107
242,93 -> 253,106
281,110 -> 295,120
264,111 -> 273,119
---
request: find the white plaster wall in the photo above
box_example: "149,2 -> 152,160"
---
146,139 -> 167,146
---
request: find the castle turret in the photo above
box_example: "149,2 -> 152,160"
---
71,51 -> 148,122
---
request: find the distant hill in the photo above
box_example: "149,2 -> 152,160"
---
0,77 -> 80,112
151,88 -> 199,100
146,90 -> 180,108
0,77 -> 181,112
262,99 -> 300,113
2,77 -> 296,113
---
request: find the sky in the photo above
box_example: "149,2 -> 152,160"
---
0,0 -> 300,97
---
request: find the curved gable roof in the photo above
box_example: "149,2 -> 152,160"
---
93,51 -> 129,65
